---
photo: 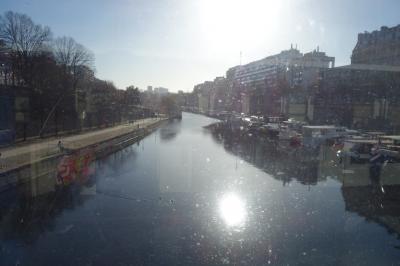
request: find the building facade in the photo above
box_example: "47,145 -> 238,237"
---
351,25 -> 400,66
193,81 -> 213,114
227,46 -> 334,117
187,25 -> 400,132
312,24 -> 400,131
154,87 -> 169,95
314,64 -> 400,131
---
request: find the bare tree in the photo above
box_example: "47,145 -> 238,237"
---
53,36 -> 94,76
52,36 -> 94,130
0,11 -> 52,86
0,11 -> 52,56
52,36 -> 95,101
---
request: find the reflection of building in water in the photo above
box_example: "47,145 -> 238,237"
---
340,161 -> 400,187
209,121 -> 400,239
340,162 -> 400,235
210,127 -> 340,185
159,120 -> 181,142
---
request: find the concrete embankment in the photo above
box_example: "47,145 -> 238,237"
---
0,118 -> 167,192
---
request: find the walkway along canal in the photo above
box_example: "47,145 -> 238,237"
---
0,118 -> 166,191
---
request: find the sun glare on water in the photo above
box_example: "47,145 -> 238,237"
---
219,193 -> 247,227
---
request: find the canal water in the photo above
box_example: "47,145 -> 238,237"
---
1,112 -> 400,265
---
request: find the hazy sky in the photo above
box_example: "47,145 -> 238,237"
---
1,0 -> 399,91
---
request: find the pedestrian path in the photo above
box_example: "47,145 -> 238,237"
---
0,118 -> 164,174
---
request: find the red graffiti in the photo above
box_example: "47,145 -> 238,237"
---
56,147 -> 95,186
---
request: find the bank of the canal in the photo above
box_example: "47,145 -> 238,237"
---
0,112 -> 400,266
0,118 -> 167,191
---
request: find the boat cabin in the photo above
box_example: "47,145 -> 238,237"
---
379,135 -> 400,146
302,126 -> 346,147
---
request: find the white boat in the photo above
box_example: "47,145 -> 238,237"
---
302,125 -> 346,148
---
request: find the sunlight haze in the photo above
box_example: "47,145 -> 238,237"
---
1,0 -> 399,91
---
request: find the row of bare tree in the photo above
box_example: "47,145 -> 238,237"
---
0,11 -> 143,140
0,11 -> 93,89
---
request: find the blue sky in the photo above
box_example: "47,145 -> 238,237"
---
1,0 -> 399,91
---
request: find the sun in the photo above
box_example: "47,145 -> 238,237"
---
198,0 -> 282,52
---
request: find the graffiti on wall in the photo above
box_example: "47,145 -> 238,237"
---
56,147 -> 95,186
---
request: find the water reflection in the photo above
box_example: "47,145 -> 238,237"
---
159,119 -> 181,142
218,192 -> 246,228
208,123 -> 338,186
341,161 -> 400,237
0,146 -> 137,245
0,182 -> 93,244
2,113 -> 400,265
208,120 -> 400,239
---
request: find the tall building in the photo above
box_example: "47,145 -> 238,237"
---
154,87 -> 169,95
311,25 -> 400,131
351,25 -> 400,66
227,46 -> 335,117
194,81 -> 213,114
315,64 -> 400,130
209,77 -> 228,114
230,46 -> 334,87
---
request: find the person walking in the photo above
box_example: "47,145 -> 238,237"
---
58,140 -> 64,153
